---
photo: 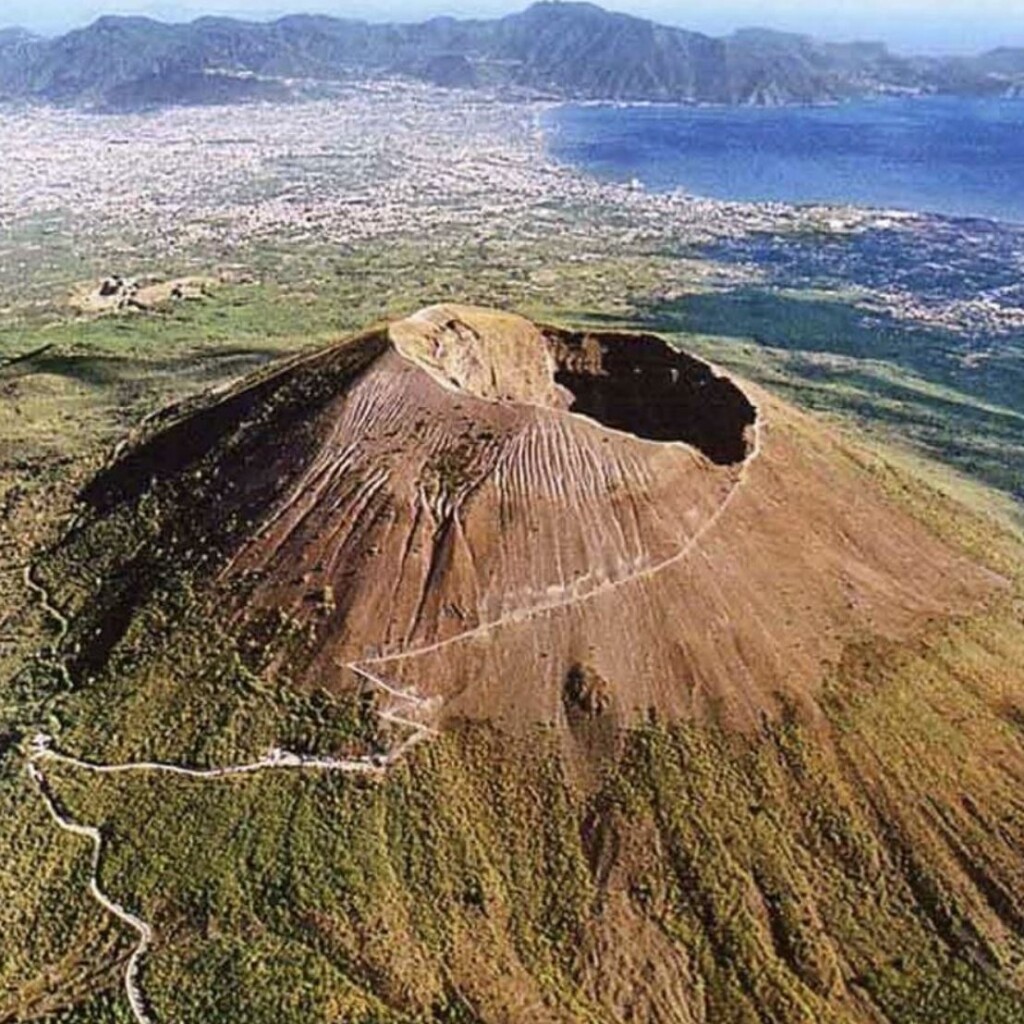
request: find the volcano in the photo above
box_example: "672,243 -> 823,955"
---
34,305 -> 1024,1024
73,304 -> 999,732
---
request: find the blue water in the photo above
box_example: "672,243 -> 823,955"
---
545,97 -> 1024,224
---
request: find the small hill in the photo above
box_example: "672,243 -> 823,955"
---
974,47 -> 1024,76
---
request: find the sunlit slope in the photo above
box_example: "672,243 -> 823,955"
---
3,306 -> 1024,1024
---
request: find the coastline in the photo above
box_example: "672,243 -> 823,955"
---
541,95 -> 1024,227
1,85 -> 1021,347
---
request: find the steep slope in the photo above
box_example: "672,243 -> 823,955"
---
52,305 -> 998,736
12,306 -> 1024,1024
0,25 -> 42,95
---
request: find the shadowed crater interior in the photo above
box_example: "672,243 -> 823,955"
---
544,328 -> 756,465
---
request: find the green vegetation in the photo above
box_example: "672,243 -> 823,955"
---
10,583 -> 1024,1022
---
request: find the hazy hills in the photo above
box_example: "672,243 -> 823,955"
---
0,1 -> 1022,110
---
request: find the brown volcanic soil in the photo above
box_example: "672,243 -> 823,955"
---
77,303 -> 1002,734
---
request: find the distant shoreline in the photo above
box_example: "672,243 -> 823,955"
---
542,95 -> 1024,228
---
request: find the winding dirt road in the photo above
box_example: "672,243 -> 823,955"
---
24,663 -> 434,1024
27,759 -> 156,1024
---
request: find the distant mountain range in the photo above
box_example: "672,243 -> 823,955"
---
1,1 -> 1022,111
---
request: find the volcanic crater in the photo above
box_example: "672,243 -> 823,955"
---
76,304 -> 1000,733
391,306 -> 758,464
31,303 -> 1024,1024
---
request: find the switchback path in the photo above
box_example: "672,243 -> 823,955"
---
22,563 -> 73,690
27,759 -> 156,1024
22,564 -> 70,644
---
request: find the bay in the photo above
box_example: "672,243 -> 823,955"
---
544,97 -> 1024,225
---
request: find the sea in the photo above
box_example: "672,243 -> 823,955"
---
544,96 -> 1024,226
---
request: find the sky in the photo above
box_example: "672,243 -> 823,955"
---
3,0 -> 1023,54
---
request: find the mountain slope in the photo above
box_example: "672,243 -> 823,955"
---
0,2 -> 1018,108
54,305 -> 999,735
6,306 -> 1024,1023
